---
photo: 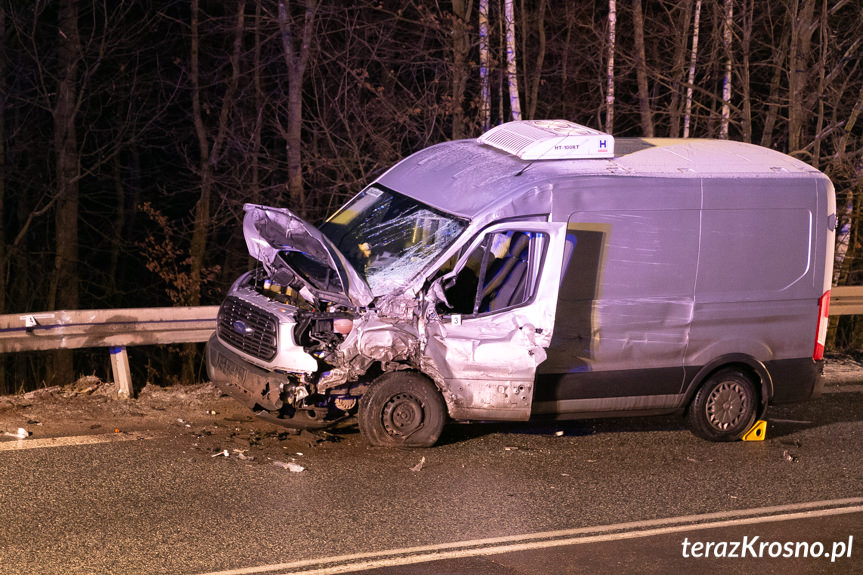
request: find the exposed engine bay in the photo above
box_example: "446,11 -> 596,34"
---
210,263 -> 424,429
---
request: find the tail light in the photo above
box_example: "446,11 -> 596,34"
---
813,290 -> 830,360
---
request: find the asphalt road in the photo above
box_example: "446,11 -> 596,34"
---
0,382 -> 861,575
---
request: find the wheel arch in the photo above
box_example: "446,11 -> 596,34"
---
684,354 -> 772,420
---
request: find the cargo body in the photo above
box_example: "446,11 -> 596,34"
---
207,120 -> 836,446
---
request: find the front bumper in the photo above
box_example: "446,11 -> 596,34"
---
206,333 -> 346,429
206,333 -> 292,412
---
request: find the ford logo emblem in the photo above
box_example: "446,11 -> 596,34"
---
232,320 -> 253,335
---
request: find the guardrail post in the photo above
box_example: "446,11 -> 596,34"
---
109,346 -> 134,399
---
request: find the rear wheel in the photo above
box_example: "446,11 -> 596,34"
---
686,368 -> 757,441
358,372 -> 446,447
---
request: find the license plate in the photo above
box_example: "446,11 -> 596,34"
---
216,352 -> 247,385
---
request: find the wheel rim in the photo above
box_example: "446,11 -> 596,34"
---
706,381 -> 749,430
381,392 -> 425,438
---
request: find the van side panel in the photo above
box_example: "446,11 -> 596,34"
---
686,178 -> 822,392
534,173 -> 832,417
535,177 -> 699,414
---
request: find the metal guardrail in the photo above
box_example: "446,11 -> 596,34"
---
0,306 -> 219,398
830,286 -> 863,316
0,287 -> 861,398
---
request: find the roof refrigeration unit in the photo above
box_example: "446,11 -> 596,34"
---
477,119 -> 615,160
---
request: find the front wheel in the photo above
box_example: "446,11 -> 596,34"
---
686,368 -> 758,442
358,372 -> 447,447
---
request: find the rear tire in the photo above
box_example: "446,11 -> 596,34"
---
686,368 -> 757,442
358,372 -> 446,447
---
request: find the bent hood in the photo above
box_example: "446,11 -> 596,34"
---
242,204 -> 374,307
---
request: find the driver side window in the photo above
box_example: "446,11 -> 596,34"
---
442,230 -> 547,315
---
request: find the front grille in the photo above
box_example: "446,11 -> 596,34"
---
217,296 -> 278,361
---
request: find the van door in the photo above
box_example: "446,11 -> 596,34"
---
423,221 -> 566,421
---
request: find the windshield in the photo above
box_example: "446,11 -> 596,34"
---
320,186 -> 468,295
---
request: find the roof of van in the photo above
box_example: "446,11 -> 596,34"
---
375,137 -> 827,219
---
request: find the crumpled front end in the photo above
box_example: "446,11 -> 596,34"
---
206,270 -> 356,428
205,263 -> 432,429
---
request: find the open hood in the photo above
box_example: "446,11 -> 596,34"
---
242,204 -> 373,307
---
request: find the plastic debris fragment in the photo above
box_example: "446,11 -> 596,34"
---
3,428 -> 29,439
410,456 -> 426,472
274,461 -> 305,472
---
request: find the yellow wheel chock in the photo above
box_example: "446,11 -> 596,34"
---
742,420 -> 767,441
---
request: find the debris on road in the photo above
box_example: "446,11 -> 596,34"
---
212,449 -> 230,458
273,461 -> 305,472
410,456 -> 426,472
3,427 -> 29,439
782,449 -> 799,463
233,449 -> 254,461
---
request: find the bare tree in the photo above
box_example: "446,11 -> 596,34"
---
451,0 -> 472,138
277,0 -> 318,217
0,6 -> 6,317
632,0 -> 653,136
758,11 -> 788,148
683,0 -> 702,138
719,0 -> 733,139
479,0 -> 491,130
48,0 -> 84,383
668,0 -> 694,137
739,0 -> 754,142
504,0 -> 521,120
788,0 -> 817,153
524,0 -> 547,120
188,0 -> 245,309
606,0 -> 617,133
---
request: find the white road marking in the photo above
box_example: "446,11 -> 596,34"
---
196,498 -> 863,575
0,431 -> 150,451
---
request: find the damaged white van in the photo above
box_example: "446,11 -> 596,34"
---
206,120 -> 835,447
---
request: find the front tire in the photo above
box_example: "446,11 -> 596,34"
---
358,372 -> 446,447
686,368 -> 757,442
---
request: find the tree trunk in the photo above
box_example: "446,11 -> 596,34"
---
683,0 -> 702,138
740,0 -> 753,142
812,0 -> 828,166
526,0 -> 547,120
835,84 -> 863,163
252,0 -> 264,206
0,7 -> 5,391
668,0 -> 693,138
719,0 -> 733,139
759,24 -> 788,148
278,0 -> 318,217
189,0 -> 211,312
479,0 -> 491,131
0,6 -> 6,315
632,0 -> 653,136
451,0 -> 472,138
561,4 -> 573,120
186,0 -> 245,383
606,0 -> 617,134
788,0 -> 816,153
504,0 -> 521,120
108,155 -> 125,299
50,0 -> 83,385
